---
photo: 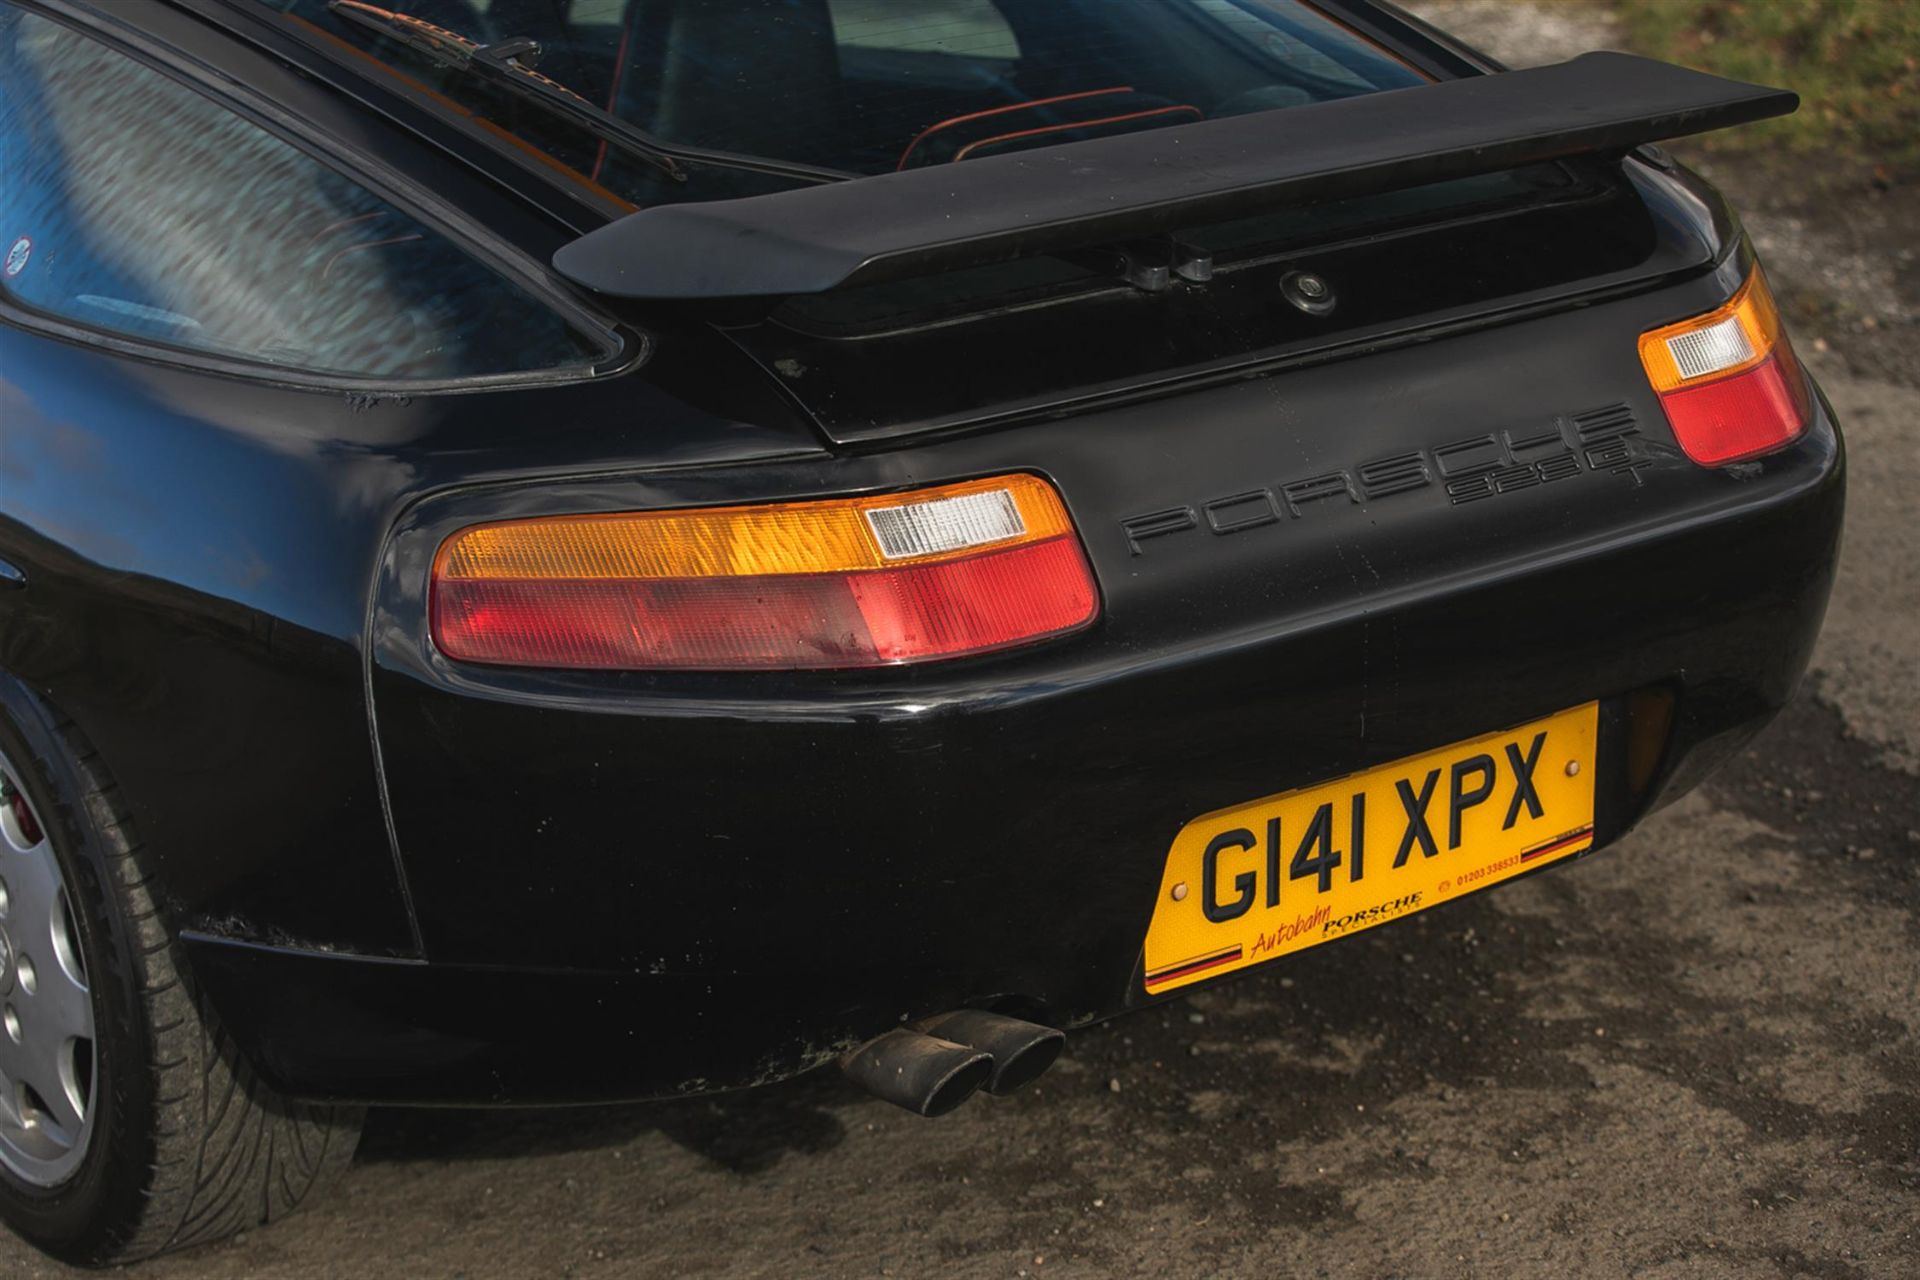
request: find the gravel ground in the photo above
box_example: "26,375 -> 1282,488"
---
4,4 -> 1916,1277
1400,0 -> 1621,67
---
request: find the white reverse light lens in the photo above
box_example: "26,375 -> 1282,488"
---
864,487 -> 1027,560
1664,314 -> 1756,382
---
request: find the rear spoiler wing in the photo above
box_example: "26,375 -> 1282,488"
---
553,52 -> 1793,302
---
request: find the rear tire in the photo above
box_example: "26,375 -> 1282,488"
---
0,678 -> 361,1265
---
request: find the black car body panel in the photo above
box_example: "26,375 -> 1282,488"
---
0,0 -> 1842,1106
723,161 -> 1732,442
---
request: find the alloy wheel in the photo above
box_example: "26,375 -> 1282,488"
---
0,751 -> 96,1187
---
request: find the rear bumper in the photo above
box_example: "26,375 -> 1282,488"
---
189,383 -> 1843,1104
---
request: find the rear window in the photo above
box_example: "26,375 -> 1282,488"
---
258,0 -> 1426,203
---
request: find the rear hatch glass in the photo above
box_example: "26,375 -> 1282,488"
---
254,0 -> 1427,203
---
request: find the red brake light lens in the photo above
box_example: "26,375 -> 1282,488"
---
430,475 -> 1100,670
1638,269 -> 1812,467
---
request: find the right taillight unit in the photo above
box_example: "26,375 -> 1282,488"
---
1638,268 -> 1812,467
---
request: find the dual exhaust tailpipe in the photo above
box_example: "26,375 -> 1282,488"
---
839,1010 -> 1065,1117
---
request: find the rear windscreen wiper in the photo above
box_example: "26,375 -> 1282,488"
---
326,1 -> 851,189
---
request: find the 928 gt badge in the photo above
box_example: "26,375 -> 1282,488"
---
1119,401 -> 1679,556
3,237 -> 29,279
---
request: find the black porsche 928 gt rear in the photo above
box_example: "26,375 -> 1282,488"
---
0,0 -> 1840,1263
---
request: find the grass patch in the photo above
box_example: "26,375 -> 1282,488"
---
1616,0 -> 1920,165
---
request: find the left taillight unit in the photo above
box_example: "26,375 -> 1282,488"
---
430,474 -> 1100,670
1638,268 -> 1812,467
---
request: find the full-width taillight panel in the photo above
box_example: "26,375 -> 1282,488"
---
1638,268 -> 1812,467
431,475 -> 1100,670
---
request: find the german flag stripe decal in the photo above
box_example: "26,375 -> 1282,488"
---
1520,825 -> 1594,862
1144,945 -> 1243,990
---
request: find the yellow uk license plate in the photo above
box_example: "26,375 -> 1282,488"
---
1143,702 -> 1598,994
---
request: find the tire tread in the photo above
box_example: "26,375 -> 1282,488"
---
28,704 -> 362,1263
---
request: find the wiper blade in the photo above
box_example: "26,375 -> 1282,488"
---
326,1 -> 850,189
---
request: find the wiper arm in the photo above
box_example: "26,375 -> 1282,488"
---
327,1 -> 683,183
327,1 -> 851,189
